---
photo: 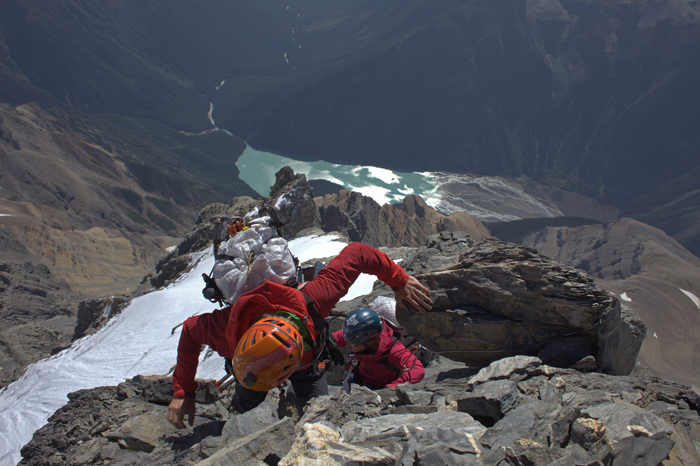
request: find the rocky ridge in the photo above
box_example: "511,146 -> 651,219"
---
141,167 -> 489,291
18,356 -> 700,466
396,232 -> 645,376
14,167 -> 700,465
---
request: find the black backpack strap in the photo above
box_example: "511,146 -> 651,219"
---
299,290 -> 344,368
301,291 -> 326,333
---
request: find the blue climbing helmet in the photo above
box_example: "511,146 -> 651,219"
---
343,308 -> 383,347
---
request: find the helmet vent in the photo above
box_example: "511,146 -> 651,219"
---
272,332 -> 291,347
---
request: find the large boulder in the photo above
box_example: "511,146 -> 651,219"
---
396,232 -> 646,374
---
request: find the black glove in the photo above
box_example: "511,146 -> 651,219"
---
326,331 -> 345,367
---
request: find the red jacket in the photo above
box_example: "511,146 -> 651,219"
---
333,320 -> 425,388
172,242 -> 409,397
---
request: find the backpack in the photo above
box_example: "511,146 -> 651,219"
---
204,210 -> 344,390
201,208 -> 297,307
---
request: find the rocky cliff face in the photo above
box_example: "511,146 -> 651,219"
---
18,357 -> 700,466
396,232 -> 645,376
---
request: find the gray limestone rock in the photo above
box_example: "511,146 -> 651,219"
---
467,356 -> 546,386
597,300 -> 647,375
456,379 -> 521,423
612,432 -> 675,466
478,400 -> 564,450
280,422 -> 395,466
581,402 -> 674,444
501,439 -> 568,466
197,417 -> 295,466
396,236 -> 645,374
397,426 -> 482,466
221,393 -> 281,440
547,443 -> 604,466
107,411 -> 176,453
341,410 -> 486,458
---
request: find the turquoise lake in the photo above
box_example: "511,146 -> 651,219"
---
236,144 -> 442,207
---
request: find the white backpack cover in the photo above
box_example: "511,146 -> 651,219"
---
211,227 -> 296,304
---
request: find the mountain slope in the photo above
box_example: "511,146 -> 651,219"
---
0,102 -> 255,389
1,0 -> 700,255
213,0 -> 700,254
0,0 -> 301,129
523,218 -> 700,387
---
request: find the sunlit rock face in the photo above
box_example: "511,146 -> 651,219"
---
396,233 -> 645,375
318,190 -> 489,248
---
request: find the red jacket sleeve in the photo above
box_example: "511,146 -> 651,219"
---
333,329 -> 349,348
302,242 -> 409,318
172,307 -> 231,398
385,342 -> 425,387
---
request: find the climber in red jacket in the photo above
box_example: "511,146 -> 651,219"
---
167,242 -> 432,429
334,308 -> 425,392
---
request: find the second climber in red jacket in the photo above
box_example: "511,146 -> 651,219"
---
334,307 -> 425,392
167,242 -> 432,429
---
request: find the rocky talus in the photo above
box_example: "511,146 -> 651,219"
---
19,356 -> 700,466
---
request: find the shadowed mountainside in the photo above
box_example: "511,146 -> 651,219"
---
1,0 -> 699,255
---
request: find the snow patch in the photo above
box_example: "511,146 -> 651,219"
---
0,214 -> 12,217
275,193 -> 290,209
680,289 -> 700,309
620,292 -> 632,302
366,166 -> 400,184
653,332 -> 658,338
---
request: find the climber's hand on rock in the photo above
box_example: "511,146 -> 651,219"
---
395,276 -> 432,312
167,397 -> 195,429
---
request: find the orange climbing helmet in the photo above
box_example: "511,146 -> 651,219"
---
233,316 -> 305,391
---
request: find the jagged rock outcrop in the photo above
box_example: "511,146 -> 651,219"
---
19,356 -> 700,466
269,166 -> 320,238
72,296 -> 130,340
318,189 -> 489,248
396,232 -> 646,375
